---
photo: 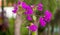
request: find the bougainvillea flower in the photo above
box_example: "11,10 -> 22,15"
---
26,16 -> 32,21
17,1 -> 21,5
39,16 -> 46,27
12,4 -> 18,13
44,10 -> 52,22
21,2 -> 34,15
13,4 -> 18,9
31,5 -> 35,8
24,9 -> 33,15
27,9 -> 33,15
29,23 -> 38,31
22,2 -> 31,10
37,7 -> 43,11
14,6 -> 18,10
37,3 -> 43,11
12,7 -> 18,13
13,4 -> 17,7
12,9 -> 17,13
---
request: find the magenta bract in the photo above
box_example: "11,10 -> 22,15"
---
44,10 -> 52,22
22,2 -> 31,10
12,9 -> 17,13
24,9 -> 33,15
29,24 -> 38,31
21,2 -> 33,15
37,3 -> 43,11
17,1 -> 21,5
12,4 -> 18,13
39,16 -> 46,27
26,16 -> 32,21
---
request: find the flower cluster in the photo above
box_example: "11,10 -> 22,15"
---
12,4 -> 18,13
21,2 -> 38,31
44,10 -> 52,22
39,10 -> 52,27
26,16 -> 32,21
12,1 -> 21,13
21,2 -> 33,21
12,1 -> 52,31
29,24 -> 37,31
39,16 -> 46,27
12,1 -> 33,21
37,3 -> 43,11
27,23 -> 38,31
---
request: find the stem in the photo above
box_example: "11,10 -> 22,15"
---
47,24 -> 51,35
14,14 -> 22,35
14,0 -> 24,35
33,21 -> 38,35
51,21 -> 54,35
29,30 -> 31,35
32,31 -> 36,35
58,20 -> 60,35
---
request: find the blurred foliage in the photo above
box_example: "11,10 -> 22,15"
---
20,23 -> 29,35
6,0 -> 17,6
7,18 -> 15,35
7,18 -> 29,35
41,0 -> 57,19
41,0 -> 48,11
48,0 -> 57,15
57,0 -> 60,9
24,0 -> 40,5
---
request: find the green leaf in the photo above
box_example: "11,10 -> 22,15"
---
33,15 -> 36,21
